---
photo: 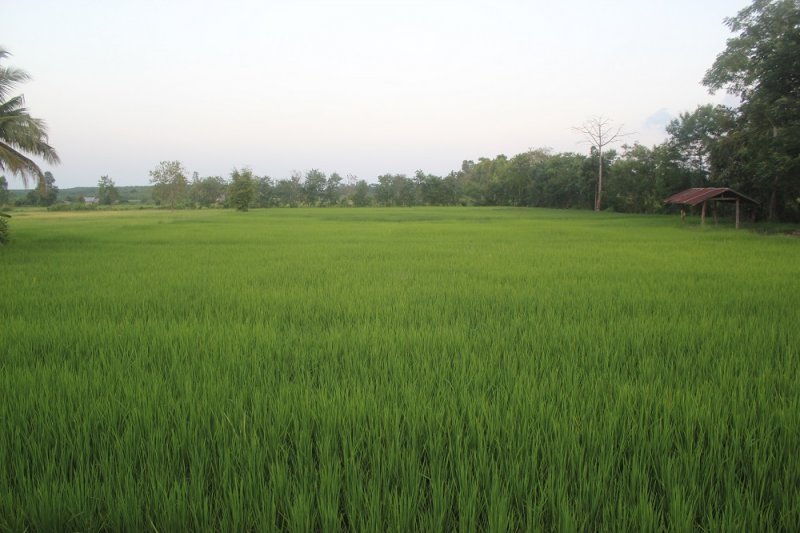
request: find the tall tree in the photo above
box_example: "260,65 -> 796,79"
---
228,167 -> 255,211
190,174 -> 227,207
324,172 -> 343,206
0,48 -> 59,188
573,116 -> 630,211
97,175 -> 119,205
25,171 -> 58,206
665,104 -> 737,182
703,0 -> 800,220
149,161 -> 189,208
254,176 -> 276,207
350,179 -> 371,206
303,169 -> 327,206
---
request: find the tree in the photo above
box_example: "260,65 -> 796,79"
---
25,171 -> 58,206
573,116 -> 630,211
0,48 -> 59,188
190,174 -> 227,207
324,172 -> 343,206
273,172 -> 303,207
254,176 -> 276,207
149,161 -> 189,208
0,176 -> 9,206
97,175 -> 119,205
393,174 -> 416,206
703,0 -> 800,220
665,104 -> 736,182
375,174 -> 394,206
351,179 -> 370,206
303,169 -> 326,206
228,167 -> 255,211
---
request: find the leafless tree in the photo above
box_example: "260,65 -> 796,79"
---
572,116 -> 631,211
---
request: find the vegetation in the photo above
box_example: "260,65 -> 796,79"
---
0,211 -> 8,244
0,176 -> 8,206
150,160 -> 189,208
0,47 -> 59,241
97,175 -> 119,205
0,48 -> 59,188
20,170 -> 58,206
1,208 -> 798,530
228,167 -> 256,211
701,0 -> 800,220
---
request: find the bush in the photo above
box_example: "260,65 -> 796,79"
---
0,216 -> 9,245
47,203 -> 98,212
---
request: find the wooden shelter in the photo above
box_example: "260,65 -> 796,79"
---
664,188 -> 758,229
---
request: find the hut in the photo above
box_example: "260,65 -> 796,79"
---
664,188 -> 757,229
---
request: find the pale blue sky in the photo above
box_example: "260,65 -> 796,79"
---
3,0 -> 746,187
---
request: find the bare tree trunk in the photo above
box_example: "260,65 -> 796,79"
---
572,117 -> 629,213
596,150 -> 603,211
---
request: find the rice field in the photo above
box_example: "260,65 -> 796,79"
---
1,207 -> 798,531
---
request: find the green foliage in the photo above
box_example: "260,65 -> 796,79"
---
190,174 -> 227,207
701,0 -> 800,220
228,167 -> 255,211
0,175 -> 8,206
0,214 -> 8,244
149,161 -> 189,208
351,179 -> 371,206
666,104 -> 737,179
0,48 -> 60,188
46,202 -> 98,212
22,171 -> 58,206
606,144 -> 686,213
303,169 -> 327,206
324,172 -> 343,206
1,208 -> 798,530
97,175 -> 119,205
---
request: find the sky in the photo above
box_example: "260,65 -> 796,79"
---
3,0 -> 747,188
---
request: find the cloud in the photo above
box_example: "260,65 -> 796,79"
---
643,108 -> 674,131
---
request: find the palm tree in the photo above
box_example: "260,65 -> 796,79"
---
0,47 -> 59,188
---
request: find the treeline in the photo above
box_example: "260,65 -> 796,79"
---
2,172 -> 58,206
143,146 -> 686,213
141,126 -> 784,218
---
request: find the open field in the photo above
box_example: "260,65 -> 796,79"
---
1,208 -> 798,530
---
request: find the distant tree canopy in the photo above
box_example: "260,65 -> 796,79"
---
228,168 -> 255,211
149,161 -> 189,208
22,171 -> 58,206
97,175 -> 119,205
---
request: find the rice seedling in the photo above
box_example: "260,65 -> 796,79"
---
1,208 -> 798,530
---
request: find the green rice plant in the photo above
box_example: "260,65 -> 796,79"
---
0,208 -> 798,530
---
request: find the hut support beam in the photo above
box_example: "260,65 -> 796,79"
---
701,201 -> 707,226
736,198 -> 741,229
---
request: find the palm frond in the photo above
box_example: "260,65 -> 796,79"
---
0,141 -> 47,187
0,47 -> 59,186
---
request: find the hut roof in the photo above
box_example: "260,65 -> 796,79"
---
664,187 -> 758,206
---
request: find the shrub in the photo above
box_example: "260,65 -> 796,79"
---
0,215 -> 9,245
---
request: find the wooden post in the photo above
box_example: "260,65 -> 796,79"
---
713,202 -> 718,226
736,198 -> 741,229
701,201 -> 707,226
681,208 -> 685,223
